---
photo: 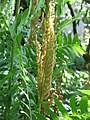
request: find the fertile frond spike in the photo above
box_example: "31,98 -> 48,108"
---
37,0 -> 56,106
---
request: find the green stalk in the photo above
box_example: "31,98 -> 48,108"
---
9,40 -> 16,88
18,46 -> 32,120
27,89 -> 32,120
15,0 -> 21,17
5,0 -> 20,115
5,40 -> 16,120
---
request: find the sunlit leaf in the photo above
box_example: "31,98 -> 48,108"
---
57,33 -> 62,46
80,96 -> 88,114
70,96 -> 77,113
78,90 -> 90,96
73,45 -> 85,55
54,97 -> 69,117
71,46 -> 79,57
43,104 -> 59,120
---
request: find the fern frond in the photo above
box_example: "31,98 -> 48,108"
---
57,33 -> 85,63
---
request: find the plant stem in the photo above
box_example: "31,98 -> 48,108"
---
15,0 -> 21,17
5,40 -> 16,120
19,48 -> 32,120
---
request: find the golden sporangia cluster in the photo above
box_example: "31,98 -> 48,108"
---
36,0 -> 56,103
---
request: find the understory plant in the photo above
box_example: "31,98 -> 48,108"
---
36,96 -> 90,120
